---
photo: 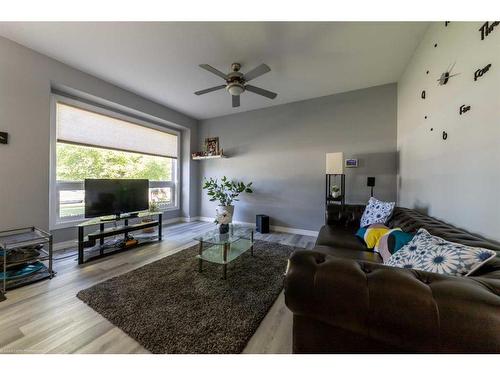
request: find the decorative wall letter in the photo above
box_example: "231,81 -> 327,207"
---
442,131 -> 448,140
459,105 -> 471,115
479,21 -> 499,40
474,64 -> 492,81
421,90 -> 426,99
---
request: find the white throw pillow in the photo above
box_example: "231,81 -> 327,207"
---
360,197 -> 395,227
385,228 -> 497,277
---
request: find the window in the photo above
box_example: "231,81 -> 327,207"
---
51,97 -> 179,228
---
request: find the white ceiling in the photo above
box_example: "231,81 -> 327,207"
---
0,22 -> 428,120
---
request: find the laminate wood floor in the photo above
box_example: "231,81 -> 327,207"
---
0,221 -> 316,354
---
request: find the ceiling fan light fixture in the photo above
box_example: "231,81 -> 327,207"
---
227,82 -> 245,96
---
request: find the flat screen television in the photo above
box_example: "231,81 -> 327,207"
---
84,179 -> 149,218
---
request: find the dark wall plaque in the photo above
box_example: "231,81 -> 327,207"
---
0,132 -> 8,144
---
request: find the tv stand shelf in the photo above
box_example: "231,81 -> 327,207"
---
77,212 -> 163,264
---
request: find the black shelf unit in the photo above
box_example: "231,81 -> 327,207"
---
77,212 -> 163,264
325,174 -> 345,224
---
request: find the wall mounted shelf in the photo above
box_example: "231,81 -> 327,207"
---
192,154 -> 227,160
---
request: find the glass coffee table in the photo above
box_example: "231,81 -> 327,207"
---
194,225 -> 254,279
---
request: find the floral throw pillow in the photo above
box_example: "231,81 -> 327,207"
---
385,228 -> 497,277
360,197 -> 395,227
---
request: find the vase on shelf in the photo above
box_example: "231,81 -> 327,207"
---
330,185 -> 341,199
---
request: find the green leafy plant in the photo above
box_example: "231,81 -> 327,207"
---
203,176 -> 253,206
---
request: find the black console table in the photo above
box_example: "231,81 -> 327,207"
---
77,212 -> 163,264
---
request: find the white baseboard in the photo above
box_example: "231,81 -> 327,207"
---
269,225 -> 319,237
196,216 -> 318,237
181,216 -> 199,222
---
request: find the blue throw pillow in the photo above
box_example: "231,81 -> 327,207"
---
375,230 -> 414,262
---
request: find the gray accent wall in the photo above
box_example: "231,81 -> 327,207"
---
397,22 -> 500,241
0,36 -> 199,243
198,84 -> 398,232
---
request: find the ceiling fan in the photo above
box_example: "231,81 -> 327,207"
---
194,63 -> 278,108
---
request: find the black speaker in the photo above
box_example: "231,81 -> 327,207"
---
367,177 -> 376,197
256,214 -> 270,234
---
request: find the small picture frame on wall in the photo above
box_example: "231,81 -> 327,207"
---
205,137 -> 220,156
345,158 -> 358,168
0,131 -> 8,144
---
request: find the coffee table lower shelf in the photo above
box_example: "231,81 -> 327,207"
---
196,238 -> 254,280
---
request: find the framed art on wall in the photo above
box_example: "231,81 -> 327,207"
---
205,137 -> 220,155
345,158 -> 358,168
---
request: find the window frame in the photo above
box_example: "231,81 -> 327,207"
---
49,94 -> 181,230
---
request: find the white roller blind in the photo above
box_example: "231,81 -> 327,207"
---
56,102 -> 178,158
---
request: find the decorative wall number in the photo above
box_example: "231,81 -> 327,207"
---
442,131 -> 448,140
459,105 -> 471,115
421,90 -> 426,99
479,21 -> 499,40
0,132 -> 8,144
437,62 -> 459,85
474,64 -> 492,81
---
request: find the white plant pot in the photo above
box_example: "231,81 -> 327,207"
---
331,191 -> 341,198
216,205 -> 234,224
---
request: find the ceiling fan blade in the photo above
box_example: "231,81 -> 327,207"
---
244,64 -> 271,82
194,85 -> 226,95
245,85 -> 277,99
232,95 -> 240,108
199,64 -> 229,80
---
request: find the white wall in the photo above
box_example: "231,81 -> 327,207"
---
0,36 -> 199,240
398,22 -> 500,240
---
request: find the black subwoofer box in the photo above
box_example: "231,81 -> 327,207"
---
256,214 -> 270,233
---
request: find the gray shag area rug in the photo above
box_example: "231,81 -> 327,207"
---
77,240 -> 298,354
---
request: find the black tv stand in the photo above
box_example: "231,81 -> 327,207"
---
77,211 -> 163,264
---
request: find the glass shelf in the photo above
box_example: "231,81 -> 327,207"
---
0,227 -> 51,251
78,211 -> 163,227
196,239 -> 253,265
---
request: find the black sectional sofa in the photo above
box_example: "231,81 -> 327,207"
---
284,205 -> 500,353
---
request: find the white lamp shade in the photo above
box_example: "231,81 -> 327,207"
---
326,152 -> 344,174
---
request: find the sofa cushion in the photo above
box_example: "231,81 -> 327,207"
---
385,228 -> 497,277
312,245 -> 383,263
316,225 -> 366,251
360,197 -> 395,227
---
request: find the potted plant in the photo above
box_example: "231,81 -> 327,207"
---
202,176 -> 253,233
330,184 -> 341,199
142,200 -> 159,234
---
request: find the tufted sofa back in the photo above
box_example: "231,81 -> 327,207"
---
330,204 -> 500,279
386,207 -> 500,279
